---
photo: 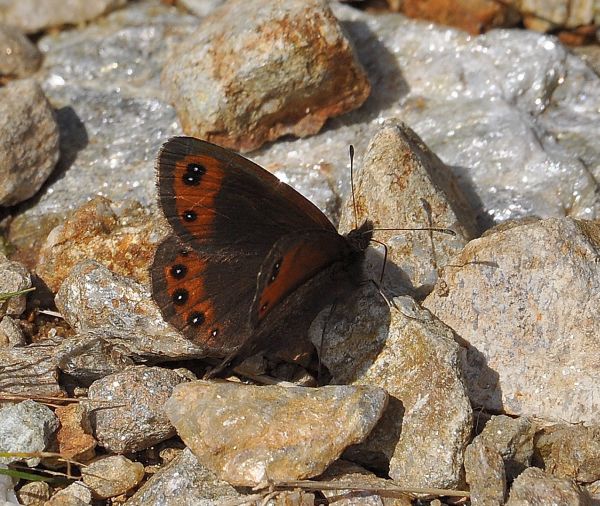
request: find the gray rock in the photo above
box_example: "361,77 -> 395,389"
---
0,255 -> 31,318
86,365 -> 189,453
338,120 -> 479,292
166,380 -> 388,487
0,79 -> 59,207
0,0 -> 128,33
0,316 -> 25,347
125,448 -> 243,506
424,218 -> 600,424
0,471 -> 18,504
0,23 -> 41,77
54,334 -> 135,385
162,0 -> 370,152
0,341 -> 62,398
506,467 -> 592,505
311,287 -> 472,489
82,455 -> 144,499
176,0 -> 225,17
0,400 -> 59,467
55,261 -> 208,360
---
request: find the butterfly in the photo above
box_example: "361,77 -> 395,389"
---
150,137 -> 372,371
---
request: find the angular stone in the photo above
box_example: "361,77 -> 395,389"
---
535,425 -> 600,484
17,481 -> 52,505
0,316 -> 26,347
424,218 -> 600,423
0,79 -> 59,207
0,0 -> 128,33
82,455 -> 145,499
55,261 -> 207,360
506,467 -> 592,505
311,287 -> 472,489
55,404 -> 96,463
125,448 -> 243,506
402,0 -> 521,35
46,481 -> 91,506
464,437 -> 507,505
166,381 -> 388,487
0,23 -> 41,78
0,341 -> 62,398
0,254 -> 31,317
162,0 -> 370,151
86,366 -> 189,453
0,400 -> 59,467
339,121 -> 479,292
37,197 -> 166,293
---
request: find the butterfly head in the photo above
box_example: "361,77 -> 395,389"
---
345,220 -> 373,253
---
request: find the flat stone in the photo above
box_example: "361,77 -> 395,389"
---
0,0 -> 128,33
55,261 -> 208,360
86,365 -> 189,453
0,79 -> 59,207
162,0 -> 370,151
506,467 -> 592,505
82,455 -> 145,499
311,287 -> 472,489
424,218 -> 600,423
338,120 -> 479,292
166,381 -> 387,487
0,400 -> 59,467
0,341 -> 62,398
0,23 -> 41,78
125,448 -> 245,506
464,435 -> 507,505
0,254 -> 31,318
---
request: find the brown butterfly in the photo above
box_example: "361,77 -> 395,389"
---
151,137 -> 372,370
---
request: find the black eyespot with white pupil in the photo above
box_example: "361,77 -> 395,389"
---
187,312 -> 205,326
170,264 -> 187,279
183,210 -> 197,222
270,258 -> 282,283
211,328 -> 219,337
172,288 -> 189,305
183,163 -> 206,186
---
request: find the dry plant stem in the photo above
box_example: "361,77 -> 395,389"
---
276,480 -> 470,498
0,393 -> 77,407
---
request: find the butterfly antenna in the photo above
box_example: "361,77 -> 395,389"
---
361,227 -> 456,236
349,145 -> 358,230
369,238 -> 388,283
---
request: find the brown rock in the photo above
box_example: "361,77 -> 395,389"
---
506,467 -> 593,505
401,0 -> 520,35
55,403 -> 96,463
166,381 -> 388,487
464,437 -> 507,505
17,481 -> 52,505
82,455 -> 145,499
162,0 -> 370,152
535,425 -> 600,484
0,23 -> 41,78
37,197 -> 165,293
